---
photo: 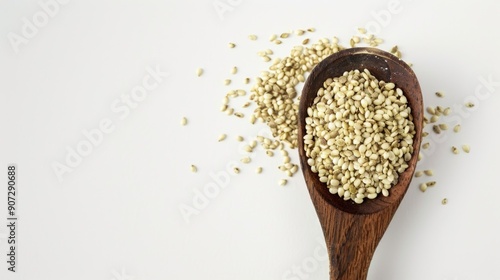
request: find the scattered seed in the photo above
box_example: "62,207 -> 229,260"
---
427,181 -> 436,187
226,108 -> 234,115
442,198 -> 448,205
424,170 -> 433,176
220,105 -> 228,112
443,107 -> 451,116
358,27 -> 367,34
390,45 -> 398,53
244,145 -> 253,153
302,38 -> 310,45
231,66 -> 238,74
307,27 -> 315,32
241,157 -> 251,164
453,124 -> 461,133
224,79 -> 231,85
248,34 -> 257,40
256,167 -> 263,174
218,134 -> 227,142
180,117 -> 188,126
432,125 -> 441,134
233,167 -> 240,174
234,112 -> 244,118
439,124 -> 448,130
422,142 -> 430,149
451,146 -> 459,154
228,42 -> 236,48
419,183 -> 427,192
244,77 -> 250,84
465,102 -> 475,108
266,150 -> 274,157
190,165 -> 197,173
242,102 -> 251,108
262,56 -> 271,62
280,32 -> 290,39
418,154 -> 423,161
279,179 -> 287,186
426,106 -> 436,115
269,34 -> 277,41
435,91 -> 444,98
462,145 -> 470,153
422,132 -> 429,137
236,136 -> 244,142
415,171 -> 423,177
295,29 -> 305,36
273,39 -> 282,45
196,68 -> 203,77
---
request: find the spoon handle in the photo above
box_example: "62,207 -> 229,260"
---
319,206 -> 397,280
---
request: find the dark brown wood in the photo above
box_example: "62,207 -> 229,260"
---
298,47 -> 423,280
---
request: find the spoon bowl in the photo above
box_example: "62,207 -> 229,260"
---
298,47 -> 423,279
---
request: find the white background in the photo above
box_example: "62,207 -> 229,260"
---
1,0 -> 500,279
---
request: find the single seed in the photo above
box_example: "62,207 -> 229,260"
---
266,150 -> 274,157
241,157 -> 251,164
269,34 -> 277,41
190,164 -> 197,173
390,45 -> 398,53
234,112 -> 244,118
244,145 -> 253,153
295,29 -> 305,35
224,79 -> 231,85
358,27 -> 367,34
180,117 -> 188,126
462,145 -> 470,153
242,102 -> 251,108
418,154 -> 422,161
226,108 -> 234,115
244,77 -> 250,84
439,124 -> 448,130
280,32 -> 290,38
414,171 -> 423,177
465,102 -> 475,108
430,115 -> 439,123
263,56 -> 271,62
433,125 -> 441,134
422,132 -> 429,137
279,179 -> 287,186
453,124 -> 461,133
427,181 -> 436,187
419,183 -> 427,192
220,105 -> 228,112
443,107 -> 451,116
236,136 -> 244,142
394,50 -> 402,58
196,68 -> 203,77
233,167 -> 240,174
422,142 -> 430,149
302,38 -> 310,45
256,167 -> 263,174
218,134 -> 227,142
248,34 -> 257,40
442,198 -> 448,205
424,170 -> 433,176
307,27 -> 315,32
451,146 -> 459,154
228,42 -> 236,48
231,66 -> 238,74
273,39 -> 282,45
426,107 -> 436,115
435,91 -> 444,98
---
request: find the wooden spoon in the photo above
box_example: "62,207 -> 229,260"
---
298,47 -> 423,280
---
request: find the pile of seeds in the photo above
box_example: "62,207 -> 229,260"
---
303,69 -> 415,203
185,27 -> 472,204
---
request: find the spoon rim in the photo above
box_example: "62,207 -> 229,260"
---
298,47 -> 424,215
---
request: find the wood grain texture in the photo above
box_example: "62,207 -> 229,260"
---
298,48 -> 423,280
